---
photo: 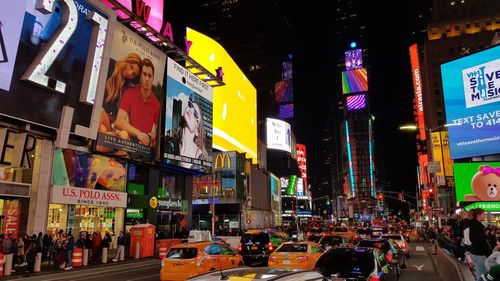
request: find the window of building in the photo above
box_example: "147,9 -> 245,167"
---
486,21 -> 492,26
474,22 -> 480,27
466,23 -> 471,29
128,164 -> 148,195
455,26 -> 460,31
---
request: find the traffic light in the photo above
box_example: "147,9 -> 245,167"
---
326,200 -> 331,206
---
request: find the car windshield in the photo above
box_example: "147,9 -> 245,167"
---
315,250 -> 375,277
357,241 -> 391,253
241,233 -> 269,245
167,248 -> 197,259
277,243 -> 308,252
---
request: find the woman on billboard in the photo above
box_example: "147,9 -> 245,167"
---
97,53 -> 141,139
166,94 -> 209,169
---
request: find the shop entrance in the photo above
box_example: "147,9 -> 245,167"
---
157,210 -> 183,238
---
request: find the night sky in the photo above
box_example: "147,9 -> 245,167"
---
292,1 -> 425,205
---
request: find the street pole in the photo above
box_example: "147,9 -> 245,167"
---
211,169 -> 215,236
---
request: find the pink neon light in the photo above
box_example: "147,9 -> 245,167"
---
101,0 -> 164,32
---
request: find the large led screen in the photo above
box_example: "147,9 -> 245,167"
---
441,45 -> 500,159
342,68 -> 368,94
164,58 -> 213,173
0,0 -> 112,132
275,80 -> 293,103
186,28 -> 257,163
279,104 -> 294,119
346,94 -> 366,110
101,0 -> 164,33
454,162 -> 500,202
95,23 -> 166,162
0,0 -> 27,91
267,118 -> 291,153
345,48 -> 363,70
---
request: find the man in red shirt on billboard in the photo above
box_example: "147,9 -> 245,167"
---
115,58 -> 159,147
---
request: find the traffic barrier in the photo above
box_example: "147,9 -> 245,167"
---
34,252 -> 42,272
83,249 -> 89,266
4,253 -> 13,276
157,239 -> 182,259
73,248 -> 83,267
0,253 -> 4,277
102,247 -> 108,264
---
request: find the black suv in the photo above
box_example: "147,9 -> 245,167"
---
238,230 -> 288,266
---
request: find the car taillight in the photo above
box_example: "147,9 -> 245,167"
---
268,242 -> 274,252
238,242 -> 242,253
269,255 -> 277,262
296,256 -> 309,262
307,232 -> 312,237
369,273 -> 381,281
386,253 -> 393,262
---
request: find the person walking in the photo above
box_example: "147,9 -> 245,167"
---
24,241 -> 36,276
92,232 -> 102,264
102,232 -> 112,263
42,232 -> 51,261
469,208 -> 492,281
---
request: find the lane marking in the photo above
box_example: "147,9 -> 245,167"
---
414,264 -> 425,271
23,263 -> 159,281
416,246 -> 425,252
125,273 -> 160,281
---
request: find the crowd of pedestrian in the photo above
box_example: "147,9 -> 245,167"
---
1,229 -> 132,276
423,208 -> 500,281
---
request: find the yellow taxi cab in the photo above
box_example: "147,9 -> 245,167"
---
160,241 -> 244,281
268,241 -> 324,270
331,226 -> 357,241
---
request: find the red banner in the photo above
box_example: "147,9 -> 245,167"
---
3,200 -> 21,238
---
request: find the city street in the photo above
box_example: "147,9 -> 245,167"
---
4,242 -> 442,281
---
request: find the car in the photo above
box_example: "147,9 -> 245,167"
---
187,267 -> 323,281
211,237 -> 232,248
314,247 -> 399,281
357,238 -> 407,275
370,226 -> 389,238
331,226 -> 358,241
318,235 -> 351,250
238,230 -> 288,266
268,241 -> 324,270
306,230 -> 323,242
160,241 -> 244,281
381,234 -> 410,258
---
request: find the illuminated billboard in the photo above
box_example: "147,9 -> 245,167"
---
296,144 -> 308,191
95,23 -> 166,162
346,94 -> 366,110
342,68 -> 368,94
275,80 -> 293,103
266,118 -> 291,153
164,58 -> 213,173
441,45 -> 500,159
345,48 -> 363,70
454,162 -> 500,202
0,0 -> 27,91
279,104 -> 294,119
0,0 -> 113,136
409,44 -> 426,141
186,28 -> 257,163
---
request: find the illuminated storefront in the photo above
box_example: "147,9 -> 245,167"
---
49,148 -> 127,236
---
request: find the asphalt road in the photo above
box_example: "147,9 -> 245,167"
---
3,242 -> 441,281
400,242 -> 442,281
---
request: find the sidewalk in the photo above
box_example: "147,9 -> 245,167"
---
2,251 -> 158,280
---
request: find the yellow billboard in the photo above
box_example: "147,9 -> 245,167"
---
186,28 -> 257,163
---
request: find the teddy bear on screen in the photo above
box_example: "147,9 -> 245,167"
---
465,165 -> 500,201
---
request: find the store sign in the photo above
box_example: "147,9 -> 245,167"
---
464,202 -> 500,212
3,200 -> 21,238
0,128 -> 37,168
454,162 -> 500,202
214,153 -> 231,169
156,198 -> 187,211
266,118 -> 291,153
51,185 -> 127,208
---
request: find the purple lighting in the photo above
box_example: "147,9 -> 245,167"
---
347,94 -> 366,110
